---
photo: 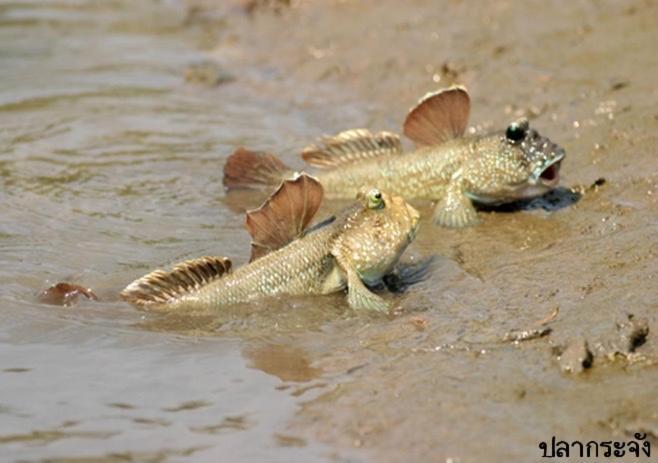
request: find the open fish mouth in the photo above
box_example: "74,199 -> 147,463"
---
539,160 -> 561,186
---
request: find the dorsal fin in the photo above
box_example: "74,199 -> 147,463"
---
246,173 -> 323,262
223,147 -> 291,190
121,256 -> 232,308
301,129 -> 402,169
403,86 -> 470,147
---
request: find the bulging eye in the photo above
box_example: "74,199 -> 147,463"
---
366,189 -> 385,209
505,118 -> 529,143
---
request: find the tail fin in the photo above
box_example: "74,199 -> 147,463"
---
121,256 -> 231,308
223,147 -> 292,190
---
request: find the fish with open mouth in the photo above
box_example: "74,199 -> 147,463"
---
223,86 -> 566,227
121,174 -> 420,312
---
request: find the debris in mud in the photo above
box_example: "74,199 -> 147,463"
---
552,314 -> 653,373
38,282 -> 98,307
615,314 -> 649,353
610,81 -> 630,91
571,177 -> 607,196
408,316 -> 428,331
184,61 -> 234,86
438,61 -> 464,83
556,338 -> 593,374
594,313 -> 650,361
504,103 -> 548,120
241,0 -> 291,15
535,306 -> 560,326
273,433 -> 307,447
503,327 -> 552,343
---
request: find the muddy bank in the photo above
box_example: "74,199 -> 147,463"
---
188,0 -> 658,461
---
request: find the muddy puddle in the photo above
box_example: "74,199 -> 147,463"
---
1,0 -> 657,462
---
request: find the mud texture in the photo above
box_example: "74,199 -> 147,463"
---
189,0 -> 658,461
1,0 -> 657,462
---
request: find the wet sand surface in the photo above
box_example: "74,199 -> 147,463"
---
1,0 -> 657,462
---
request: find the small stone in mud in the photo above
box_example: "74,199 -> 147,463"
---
557,338 -> 593,374
408,316 -> 428,331
38,283 -> 98,307
615,314 -> 649,354
184,61 -> 234,87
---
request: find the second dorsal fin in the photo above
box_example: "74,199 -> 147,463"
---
301,129 -> 402,169
403,86 -> 470,147
246,173 -> 323,262
121,256 -> 232,308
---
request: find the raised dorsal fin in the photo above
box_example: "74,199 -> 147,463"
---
223,147 -> 292,190
301,129 -> 402,169
403,86 -> 470,147
121,256 -> 232,308
246,173 -> 323,262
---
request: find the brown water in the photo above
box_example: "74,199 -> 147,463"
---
1,0 -> 658,462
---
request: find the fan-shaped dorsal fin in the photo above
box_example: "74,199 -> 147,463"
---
121,256 -> 232,308
403,86 -> 470,147
246,173 -> 323,262
301,129 -> 402,169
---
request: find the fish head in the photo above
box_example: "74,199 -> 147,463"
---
336,188 -> 420,285
467,118 -> 566,204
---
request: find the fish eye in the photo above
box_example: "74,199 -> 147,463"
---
505,118 -> 529,143
366,189 -> 385,209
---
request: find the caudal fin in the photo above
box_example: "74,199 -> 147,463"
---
121,256 -> 232,309
223,147 -> 292,190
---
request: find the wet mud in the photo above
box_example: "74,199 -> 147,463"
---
1,0 -> 657,462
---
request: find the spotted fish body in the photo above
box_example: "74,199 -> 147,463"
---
319,139 -> 468,200
168,226 -> 339,309
223,86 -> 566,228
122,175 -> 420,313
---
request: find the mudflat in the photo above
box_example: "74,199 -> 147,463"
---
1,0 -> 656,461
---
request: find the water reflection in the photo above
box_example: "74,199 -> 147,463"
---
244,342 -> 322,383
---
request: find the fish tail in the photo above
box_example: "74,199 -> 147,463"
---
121,256 -> 231,308
223,147 -> 292,190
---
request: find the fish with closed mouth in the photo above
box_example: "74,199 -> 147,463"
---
121,173 -> 420,312
223,86 -> 566,227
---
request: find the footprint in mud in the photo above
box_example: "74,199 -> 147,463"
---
553,313 -> 652,375
190,415 -> 251,435
162,400 -> 213,412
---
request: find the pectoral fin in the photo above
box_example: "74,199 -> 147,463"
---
334,253 -> 389,312
434,178 -> 479,228
346,269 -> 390,312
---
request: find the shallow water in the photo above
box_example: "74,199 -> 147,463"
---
2,0 -> 658,462
0,1 -> 360,462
